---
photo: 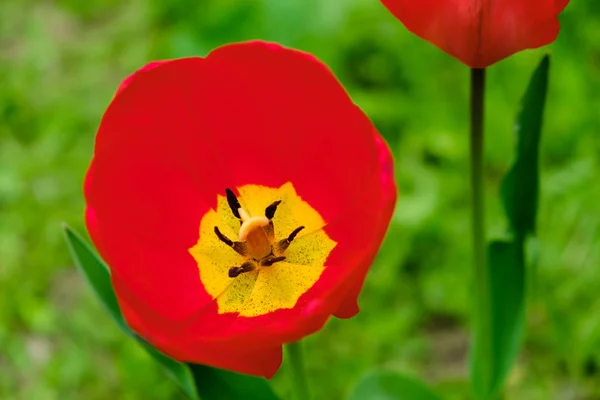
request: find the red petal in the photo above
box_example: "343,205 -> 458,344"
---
157,336 -> 282,378
333,132 -> 397,318
555,0 -> 570,12
380,0 -> 569,67
190,41 -> 380,224
115,61 -> 168,96
85,58 -> 234,332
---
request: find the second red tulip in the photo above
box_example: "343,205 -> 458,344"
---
380,0 -> 570,68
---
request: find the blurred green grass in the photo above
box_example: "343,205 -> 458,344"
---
1,0 -> 599,398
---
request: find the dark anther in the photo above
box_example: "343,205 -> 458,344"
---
275,226 -> 305,254
265,200 -> 282,220
215,226 -> 249,256
261,256 -> 286,267
228,261 -> 255,278
214,226 -> 233,246
287,226 -> 305,242
228,267 -> 243,278
225,188 -> 241,219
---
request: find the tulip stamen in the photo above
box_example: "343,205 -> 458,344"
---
214,226 -> 249,257
263,200 -> 281,242
260,255 -> 286,267
264,200 -> 281,243
228,260 -> 256,278
275,226 -> 305,254
215,191 -> 306,278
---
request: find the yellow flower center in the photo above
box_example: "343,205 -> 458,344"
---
189,182 -> 337,317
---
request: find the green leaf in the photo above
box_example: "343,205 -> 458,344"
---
471,241 -> 526,397
347,370 -> 444,400
62,224 -> 128,333
190,365 -> 279,400
63,224 -> 279,400
136,339 -> 199,400
471,56 -> 549,398
500,55 -> 550,237
471,56 -> 550,398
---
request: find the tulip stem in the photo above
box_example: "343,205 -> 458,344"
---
470,68 -> 492,393
286,341 -> 309,400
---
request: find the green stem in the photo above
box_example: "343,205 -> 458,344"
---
287,341 -> 309,400
470,68 -> 492,394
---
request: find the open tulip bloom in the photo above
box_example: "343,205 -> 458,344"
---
380,0 -> 570,67
84,41 -> 396,377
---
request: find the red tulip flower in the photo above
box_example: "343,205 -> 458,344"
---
84,41 -> 396,378
380,0 -> 570,68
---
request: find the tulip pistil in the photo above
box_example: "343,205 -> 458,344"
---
215,188 -> 305,278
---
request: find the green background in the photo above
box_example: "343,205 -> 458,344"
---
1,0 -> 598,398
